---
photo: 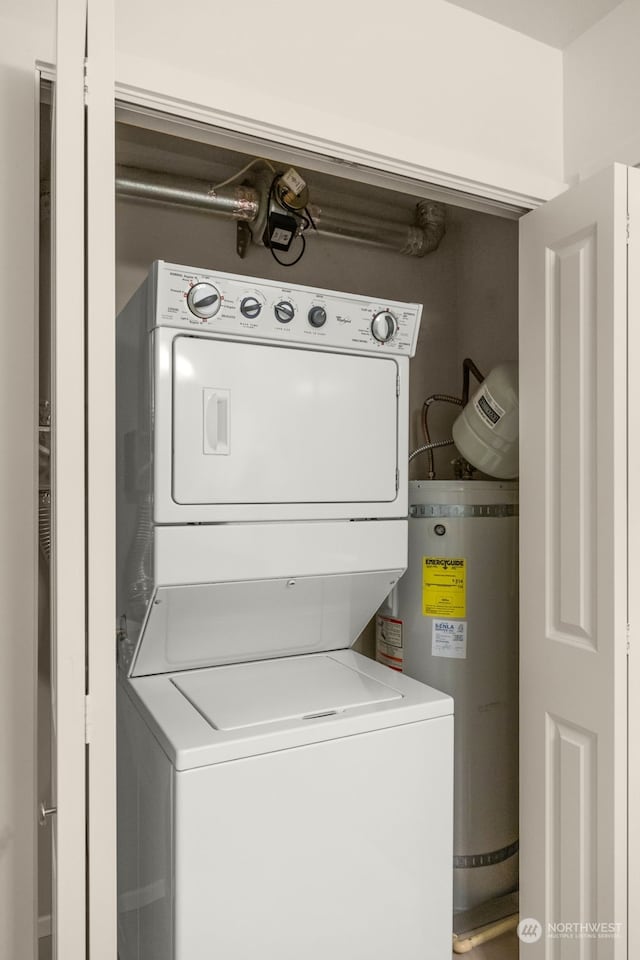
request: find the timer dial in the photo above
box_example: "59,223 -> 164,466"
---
371,310 -> 397,343
274,300 -> 295,324
308,306 -> 327,328
240,296 -> 262,319
187,282 -> 221,320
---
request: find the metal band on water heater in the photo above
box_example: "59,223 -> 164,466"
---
410,503 -> 518,519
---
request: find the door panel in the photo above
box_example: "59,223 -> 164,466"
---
51,1 -> 89,956
51,1 -> 116,958
85,0 -> 117,956
519,165 -> 629,956
172,336 -> 399,505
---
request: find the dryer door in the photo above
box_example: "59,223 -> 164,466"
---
171,335 -> 399,504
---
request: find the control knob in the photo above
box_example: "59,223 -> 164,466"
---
308,306 -> 327,328
274,300 -> 295,324
240,296 -> 262,319
371,310 -> 397,343
187,282 -> 221,320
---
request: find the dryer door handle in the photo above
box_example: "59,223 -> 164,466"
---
203,388 -> 230,455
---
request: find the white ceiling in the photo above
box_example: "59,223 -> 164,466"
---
443,0 -> 624,47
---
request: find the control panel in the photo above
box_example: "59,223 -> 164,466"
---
152,261 -> 422,357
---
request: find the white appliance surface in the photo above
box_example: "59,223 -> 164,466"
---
127,649 -> 453,770
153,518 -> 407,586
174,714 -> 453,960
130,570 -> 402,677
121,519 -> 408,678
118,670 -> 454,960
171,653 -> 403,730
172,334 -> 399,505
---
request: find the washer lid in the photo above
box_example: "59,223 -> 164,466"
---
171,654 -> 402,731
124,650 -> 454,770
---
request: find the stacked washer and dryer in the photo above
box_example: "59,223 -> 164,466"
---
115,261 -> 454,960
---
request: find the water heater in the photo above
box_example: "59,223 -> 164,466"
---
379,480 -> 518,912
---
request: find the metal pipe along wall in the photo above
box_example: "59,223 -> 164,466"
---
115,165 -> 446,258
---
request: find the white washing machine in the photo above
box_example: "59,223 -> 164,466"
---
116,262 -> 454,960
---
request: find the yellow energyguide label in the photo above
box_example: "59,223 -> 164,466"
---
422,557 -> 466,618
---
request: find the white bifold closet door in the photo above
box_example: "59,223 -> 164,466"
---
50,0 -> 115,957
519,164 -> 640,957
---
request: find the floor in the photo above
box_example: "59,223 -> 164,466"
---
40,930 -> 518,959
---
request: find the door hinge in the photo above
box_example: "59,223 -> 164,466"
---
627,623 -> 631,655
396,375 -> 400,397
627,215 -> 631,246
85,694 -> 93,744
83,58 -> 89,104
395,467 -> 399,492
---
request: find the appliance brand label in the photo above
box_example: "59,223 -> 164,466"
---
423,556 -> 466,618
432,619 -> 468,659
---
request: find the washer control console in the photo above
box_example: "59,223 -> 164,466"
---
159,261 -> 422,357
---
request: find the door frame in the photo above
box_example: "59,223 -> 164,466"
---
113,86 -> 542,218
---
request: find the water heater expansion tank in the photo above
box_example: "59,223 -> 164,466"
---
383,480 -> 518,912
452,363 -> 518,479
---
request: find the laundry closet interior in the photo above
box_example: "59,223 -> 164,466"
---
39,89 -> 521,958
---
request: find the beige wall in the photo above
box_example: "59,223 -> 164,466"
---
564,0 -> 640,181
409,207 -> 519,479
